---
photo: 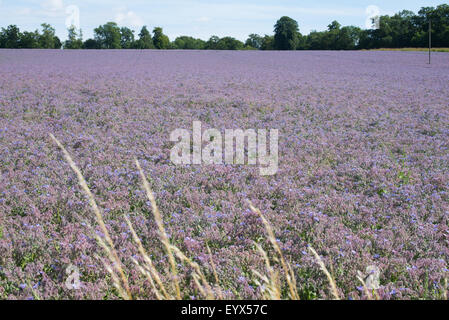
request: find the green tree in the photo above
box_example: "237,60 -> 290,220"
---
304,30 -> 326,50
2,3 -> 449,51
64,25 -> 83,49
135,26 -> 154,49
342,26 -> 362,49
54,37 -> 62,49
152,27 -> 170,49
245,34 -> 263,49
120,27 -> 135,49
94,22 -> 121,49
321,21 -> 359,50
216,37 -> 244,50
296,33 -> 306,50
39,23 -> 60,48
415,5 -> 449,47
328,20 -> 341,31
83,38 -> 100,49
358,30 -> 371,49
173,36 -> 205,49
388,11 -> 416,48
1,25 -> 21,48
205,35 -> 220,49
260,35 -> 275,50
411,7 -> 434,47
19,30 -> 40,48
325,21 -> 341,49
274,16 -> 300,50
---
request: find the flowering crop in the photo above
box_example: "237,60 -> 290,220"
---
0,49 -> 448,300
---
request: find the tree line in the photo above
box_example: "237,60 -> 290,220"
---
1,4 -> 448,50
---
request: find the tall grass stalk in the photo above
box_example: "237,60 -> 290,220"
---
356,274 -> 380,300
49,133 -> 132,300
308,247 -> 340,300
135,159 -> 182,299
248,201 -> 299,300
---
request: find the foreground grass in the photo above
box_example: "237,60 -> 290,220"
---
49,133 -> 351,300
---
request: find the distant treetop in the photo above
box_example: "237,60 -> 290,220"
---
1,4 -> 448,50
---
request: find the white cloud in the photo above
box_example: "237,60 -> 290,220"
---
115,9 -> 144,29
39,0 -> 66,17
42,0 -> 64,12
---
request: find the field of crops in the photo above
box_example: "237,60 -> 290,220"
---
0,50 -> 448,300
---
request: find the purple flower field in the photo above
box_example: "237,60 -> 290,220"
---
0,49 -> 448,300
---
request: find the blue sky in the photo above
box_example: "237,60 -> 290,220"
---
0,0 -> 445,41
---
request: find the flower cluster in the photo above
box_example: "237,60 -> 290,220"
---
0,50 -> 448,299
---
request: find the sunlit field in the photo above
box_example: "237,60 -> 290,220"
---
0,50 -> 448,300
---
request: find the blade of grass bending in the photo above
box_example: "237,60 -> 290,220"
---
135,159 -> 182,300
49,133 -> 132,300
253,242 -> 281,300
248,201 -> 299,300
170,245 -> 215,299
308,247 -> 340,300
124,215 -> 171,299
206,244 -> 223,299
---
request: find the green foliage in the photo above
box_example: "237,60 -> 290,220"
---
173,36 -> 206,49
135,26 -> 154,49
94,22 -> 121,49
54,37 -> 62,49
414,4 -> 449,47
64,25 -> 83,49
152,27 -> 170,49
245,34 -> 263,49
205,35 -> 220,49
204,35 -> 244,50
20,30 -> 40,48
359,5 -> 449,49
83,38 -> 100,49
218,37 -> 244,50
296,33 -> 306,50
260,35 -> 275,50
39,23 -> 61,49
120,27 -> 135,49
304,24 -> 362,50
0,25 -> 21,48
1,4 -> 449,50
274,16 -> 300,50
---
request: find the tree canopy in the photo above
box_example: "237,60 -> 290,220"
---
173,36 -> 206,49
64,25 -> 83,49
274,16 -> 300,50
1,4 -> 449,50
135,26 -> 154,49
152,27 -> 170,49
94,22 -> 121,49
120,27 -> 135,49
